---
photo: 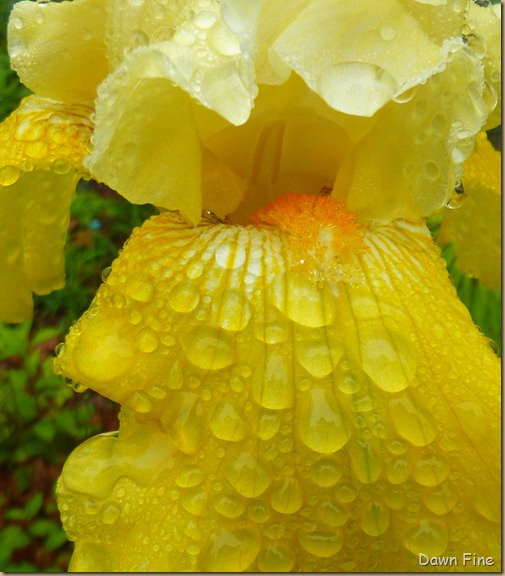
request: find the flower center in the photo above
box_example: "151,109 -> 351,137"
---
250,193 -> 366,275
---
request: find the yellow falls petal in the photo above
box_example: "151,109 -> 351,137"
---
273,0 -> 444,116
8,0 -> 108,103
55,203 -> 499,571
0,96 -> 93,322
333,42 -> 488,222
439,132 -> 501,291
85,48 -> 202,224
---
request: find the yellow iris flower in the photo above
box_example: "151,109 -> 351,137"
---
0,0 -> 501,572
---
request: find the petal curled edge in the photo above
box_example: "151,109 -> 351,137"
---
439,132 -> 501,291
8,0 -> 108,104
55,213 -> 499,571
0,96 -> 93,322
272,0 -> 444,117
85,48 -> 202,224
333,42 -> 487,222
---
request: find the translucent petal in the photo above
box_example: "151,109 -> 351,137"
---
55,207 -> 499,571
333,42 -> 488,221
0,96 -> 92,322
107,0 -> 256,125
85,48 -> 202,224
466,2 -> 501,130
439,132 -> 501,291
273,0 -> 443,116
8,0 -> 108,103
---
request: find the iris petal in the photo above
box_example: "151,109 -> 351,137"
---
55,208 -> 500,571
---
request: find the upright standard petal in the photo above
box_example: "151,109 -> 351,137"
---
0,96 -> 93,322
55,198 -> 500,571
333,42 -> 488,222
439,132 -> 501,291
8,0 -> 108,103
84,48 -> 203,224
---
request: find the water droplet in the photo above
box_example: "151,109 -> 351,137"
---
256,411 -> 281,440
294,332 -> 344,378
392,86 -> 417,103
136,328 -> 159,353
100,503 -> 121,525
403,521 -> 448,556
270,476 -> 303,514
386,457 -> 411,484
463,32 -> 487,59
257,546 -> 294,572
224,452 -> 271,498
131,391 -> 153,413
51,158 -> 72,174
424,161 -> 440,180
215,243 -> 246,269
252,348 -> 294,409
181,489 -> 207,516
34,9 -> 45,24
248,500 -> 270,523
379,24 -> 396,41
212,290 -> 251,331
347,437 -> 383,484
413,455 -> 450,487
101,267 -> 112,282
317,499 -> 348,527
360,501 -> 389,536
422,484 -> 457,515
70,380 -> 88,393
131,30 -> 149,49
213,494 -> 245,518
0,165 -> 22,186
297,529 -> 343,558
55,342 -> 65,356
389,394 -> 437,446
446,180 -> 467,209
163,393 -> 204,454
454,401 -> 490,440
126,272 -> 154,303
297,388 -> 350,453
360,321 -> 416,393
202,529 -> 260,571
210,401 -> 247,442
175,465 -> 204,488
180,326 -> 235,370
168,281 -> 200,312
194,9 -> 216,29
128,309 -> 143,325
311,458 -> 342,487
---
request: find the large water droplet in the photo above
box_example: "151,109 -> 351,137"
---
126,272 -> 154,303
213,494 -> 245,518
168,281 -> 200,313
136,328 -> 159,353
297,388 -> 350,453
297,529 -> 343,558
224,453 -> 271,498
181,489 -> 207,516
0,165 -> 22,186
453,401 -> 489,440
202,529 -> 260,571
317,62 -> 398,116
252,348 -> 294,409
422,484 -> 457,515
347,437 -> 383,484
294,330 -> 344,378
403,521 -> 448,556
311,458 -> 342,487
389,394 -> 437,446
270,476 -> 303,514
413,455 -> 450,487
163,393 -> 204,455
317,499 -> 348,527
175,465 -> 205,488
100,503 -> 121,525
256,411 -> 281,440
360,501 -> 389,536
180,326 -> 235,370
445,180 -> 467,209
215,243 -> 246,269
213,290 -> 251,331
210,401 -> 247,442
257,546 -> 294,572
386,457 -> 411,485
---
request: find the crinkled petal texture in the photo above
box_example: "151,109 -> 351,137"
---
439,132 -> 501,291
0,96 -> 93,322
55,209 -> 500,572
8,0 -> 108,103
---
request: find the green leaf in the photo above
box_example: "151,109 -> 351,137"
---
25,492 -> 44,519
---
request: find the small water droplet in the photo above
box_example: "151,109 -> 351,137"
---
317,499 -> 348,527
270,476 -> 303,514
168,281 -> 200,312
446,180 -> 467,209
215,243 -> 246,269
413,455 -> 450,487
127,272 -> 154,303
213,494 -> 245,518
175,465 -> 204,488
136,328 -> 159,353
257,546 -> 294,572
403,520 -> 448,556
386,457 -> 411,484
100,503 -> 121,525
389,394 -> 437,446
34,9 -> 45,24
101,267 -> 112,282
55,342 -> 65,356
180,326 -> 235,370
252,348 -> 294,409
210,401 -> 247,442
311,458 -> 342,487
379,24 -> 396,41
131,391 -> 153,413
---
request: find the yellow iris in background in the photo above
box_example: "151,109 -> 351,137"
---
0,0 -> 501,572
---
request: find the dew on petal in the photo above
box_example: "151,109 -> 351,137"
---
297,529 -> 343,558
403,521 -> 448,557
360,501 -> 390,537
202,529 -> 260,572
